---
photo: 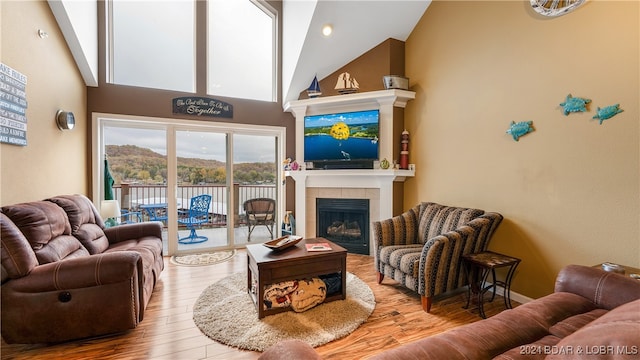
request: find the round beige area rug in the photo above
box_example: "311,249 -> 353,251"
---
170,249 -> 236,266
192,272 -> 375,351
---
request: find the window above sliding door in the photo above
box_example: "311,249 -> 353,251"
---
207,0 -> 276,102
108,0 -> 196,92
106,0 -> 277,102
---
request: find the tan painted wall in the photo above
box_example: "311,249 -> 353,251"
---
0,1 -> 88,206
405,1 -> 639,299
299,38 -> 406,99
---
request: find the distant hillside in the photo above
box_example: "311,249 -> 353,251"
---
105,145 -> 276,185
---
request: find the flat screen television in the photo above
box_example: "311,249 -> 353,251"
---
304,109 -> 379,169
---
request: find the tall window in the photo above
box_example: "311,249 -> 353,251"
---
207,0 -> 276,101
107,0 -> 276,102
109,0 -> 195,92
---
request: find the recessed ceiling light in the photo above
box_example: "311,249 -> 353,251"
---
322,24 -> 333,37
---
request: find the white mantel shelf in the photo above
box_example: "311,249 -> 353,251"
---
283,89 -> 416,114
285,169 -> 414,187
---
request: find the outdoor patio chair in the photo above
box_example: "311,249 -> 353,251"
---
178,194 -> 212,244
121,209 -> 142,224
244,198 -> 276,241
282,212 -> 296,236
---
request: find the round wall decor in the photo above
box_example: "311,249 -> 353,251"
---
530,0 -> 586,17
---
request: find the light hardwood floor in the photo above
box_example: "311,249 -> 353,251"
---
1,251 -> 518,359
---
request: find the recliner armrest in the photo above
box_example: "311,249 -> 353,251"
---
555,264 -> 640,310
103,221 -> 163,244
5,251 -> 141,293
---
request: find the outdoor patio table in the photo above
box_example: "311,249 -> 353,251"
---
140,203 -> 169,223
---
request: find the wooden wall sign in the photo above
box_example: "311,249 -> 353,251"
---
172,97 -> 233,119
0,63 -> 27,146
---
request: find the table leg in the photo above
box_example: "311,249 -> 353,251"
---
478,267 -> 493,319
489,268 -> 497,303
463,261 -> 474,309
340,257 -> 347,300
503,262 -> 519,309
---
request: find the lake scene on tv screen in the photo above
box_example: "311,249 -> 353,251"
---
304,110 -> 379,162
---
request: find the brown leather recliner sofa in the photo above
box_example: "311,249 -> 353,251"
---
259,264 -> 640,360
1,194 -> 164,344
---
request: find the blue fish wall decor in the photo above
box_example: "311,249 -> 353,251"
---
593,104 -> 623,124
560,94 -> 591,115
506,121 -> 534,141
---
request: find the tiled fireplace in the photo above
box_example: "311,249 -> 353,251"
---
286,171 -> 408,255
316,197 -> 371,255
284,90 -> 416,255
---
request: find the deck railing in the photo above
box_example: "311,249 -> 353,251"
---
113,183 -> 276,226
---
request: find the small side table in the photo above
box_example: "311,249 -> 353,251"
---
594,263 -> 640,280
462,251 -> 521,318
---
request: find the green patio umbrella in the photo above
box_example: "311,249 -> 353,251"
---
104,156 -> 115,200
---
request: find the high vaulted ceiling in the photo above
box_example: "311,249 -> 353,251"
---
282,0 -> 431,104
49,0 -> 431,105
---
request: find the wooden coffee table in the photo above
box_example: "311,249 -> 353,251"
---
246,237 -> 347,318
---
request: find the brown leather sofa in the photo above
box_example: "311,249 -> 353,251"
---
259,264 -> 640,359
1,194 -> 164,344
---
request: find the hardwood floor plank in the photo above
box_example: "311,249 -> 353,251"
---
1,251 -> 519,359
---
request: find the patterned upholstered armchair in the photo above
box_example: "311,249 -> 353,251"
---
373,202 -> 503,313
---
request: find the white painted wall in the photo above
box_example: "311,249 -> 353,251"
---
48,0 -> 98,87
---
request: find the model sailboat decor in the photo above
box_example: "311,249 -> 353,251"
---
335,72 -> 359,94
307,76 -> 322,98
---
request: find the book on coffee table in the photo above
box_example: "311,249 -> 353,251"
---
305,243 -> 332,251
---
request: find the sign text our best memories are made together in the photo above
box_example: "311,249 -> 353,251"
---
172,97 -> 233,119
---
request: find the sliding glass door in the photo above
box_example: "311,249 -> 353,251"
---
95,115 -> 285,256
175,129 -> 229,253
233,133 -> 278,246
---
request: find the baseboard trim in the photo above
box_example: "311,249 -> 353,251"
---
493,284 -> 535,304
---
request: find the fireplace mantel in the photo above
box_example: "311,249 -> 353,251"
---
283,90 -> 416,244
286,169 -> 414,187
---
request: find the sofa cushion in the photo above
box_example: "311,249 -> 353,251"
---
0,212 -> 38,280
508,292 -> 599,330
1,201 -> 89,264
371,304 -> 554,360
418,203 -> 484,244
47,195 -> 109,254
548,308 -> 608,338
547,299 -> 640,360
105,237 -> 163,308
494,334 -> 562,360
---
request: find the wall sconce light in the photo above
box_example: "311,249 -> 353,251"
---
322,24 -> 333,37
101,200 -> 121,227
56,110 -> 75,130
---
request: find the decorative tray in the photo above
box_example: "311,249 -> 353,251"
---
263,235 -> 303,251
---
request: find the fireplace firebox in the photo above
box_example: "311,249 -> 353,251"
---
316,198 -> 369,255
